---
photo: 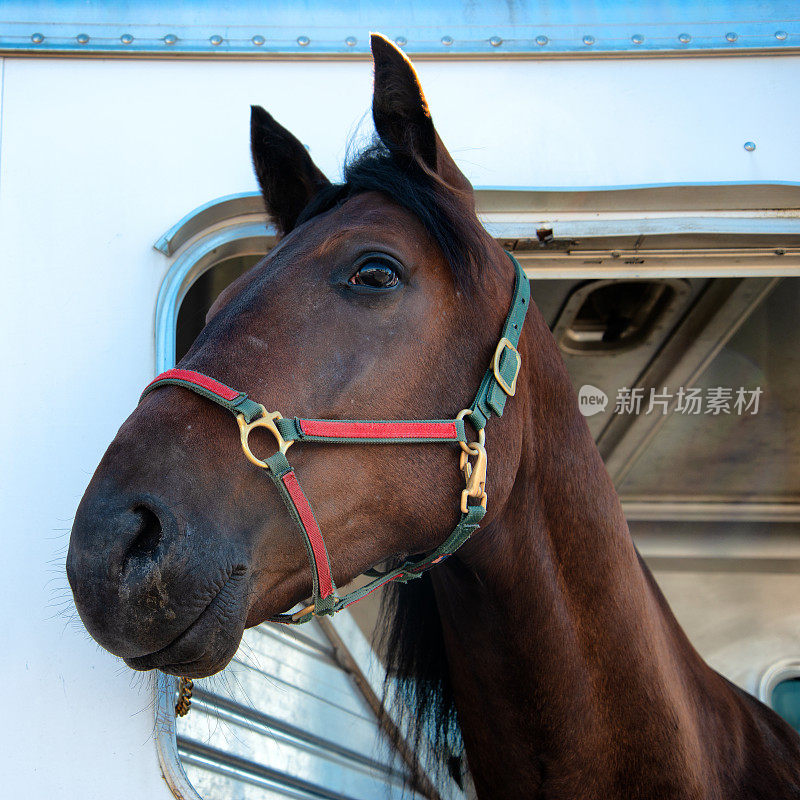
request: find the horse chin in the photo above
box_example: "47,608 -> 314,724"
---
123,571 -> 248,678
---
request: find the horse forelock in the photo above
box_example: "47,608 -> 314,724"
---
294,140 -> 493,292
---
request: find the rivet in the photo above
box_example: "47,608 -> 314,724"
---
252,35 -> 265,46
164,34 -> 178,45
345,36 -> 357,47
582,34 -> 595,46
678,33 -> 691,44
441,35 -> 453,46
395,36 -> 407,47
535,35 -> 548,46
725,31 -> 738,42
297,35 -> 310,46
631,34 -> 644,45
489,35 -> 503,47
120,34 -> 134,45
31,32 -> 44,44
210,35 -> 223,46
775,30 -> 788,41
744,141 -> 756,152
76,33 -> 90,44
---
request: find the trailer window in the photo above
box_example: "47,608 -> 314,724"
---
176,255 -> 258,361
773,679 -> 800,733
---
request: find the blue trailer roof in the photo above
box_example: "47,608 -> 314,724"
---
0,0 -> 797,57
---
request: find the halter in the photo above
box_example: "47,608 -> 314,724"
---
140,253 -> 529,624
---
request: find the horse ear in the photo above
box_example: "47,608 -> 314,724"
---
250,105 -> 331,236
370,33 -> 474,196
370,33 -> 437,172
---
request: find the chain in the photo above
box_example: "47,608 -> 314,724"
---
175,676 -> 194,717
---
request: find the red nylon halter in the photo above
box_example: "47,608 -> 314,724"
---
280,470 -> 335,599
145,368 -> 240,401
140,368 -> 480,623
139,252 -> 529,624
298,419 -> 459,440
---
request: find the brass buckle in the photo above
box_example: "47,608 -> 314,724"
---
492,337 -> 521,396
459,441 -> 488,513
237,407 -> 293,468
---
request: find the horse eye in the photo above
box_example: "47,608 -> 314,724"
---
349,262 -> 400,289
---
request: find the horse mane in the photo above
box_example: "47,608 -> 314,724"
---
377,574 -> 464,786
295,139 -> 492,290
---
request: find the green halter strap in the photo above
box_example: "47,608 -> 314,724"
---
140,252 -> 529,624
469,254 -> 530,432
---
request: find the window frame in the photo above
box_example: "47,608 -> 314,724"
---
759,659 -> 800,711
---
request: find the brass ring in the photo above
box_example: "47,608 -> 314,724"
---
237,408 -> 293,468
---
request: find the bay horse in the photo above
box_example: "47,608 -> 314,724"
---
67,34 -> 800,799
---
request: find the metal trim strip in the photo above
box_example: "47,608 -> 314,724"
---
1,0 -> 798,59
155,184 -> 800,257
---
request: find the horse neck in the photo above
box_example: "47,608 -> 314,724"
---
432,308 -> 728,798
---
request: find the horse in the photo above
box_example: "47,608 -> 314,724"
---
67,33 -> 800,799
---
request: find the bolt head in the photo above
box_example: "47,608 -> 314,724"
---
395,36 -> 407,47
210,35 -> 223,46
744,141 -> 756,152
252,35 -> 265,46
678,33 -> 691,44
76,33 -> 90,44
631,34 -> 644,45
535,35 -> 548,46
775,30 -> 788,41
345,36 -> 357,47
725,31 -> 738,42
583,34 -> 595,46
31,32 -> 44,44
163,34 -> 178,45
120,34 -> 134,44
489,35 -> 503,47
297,35 -> 310,46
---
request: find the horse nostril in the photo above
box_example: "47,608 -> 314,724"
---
124,504 -> 164,564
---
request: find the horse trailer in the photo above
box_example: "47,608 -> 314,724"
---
2,2 -> 799,798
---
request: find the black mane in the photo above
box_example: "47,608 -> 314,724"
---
378,573 -> 464,787
295,140 -> 491,291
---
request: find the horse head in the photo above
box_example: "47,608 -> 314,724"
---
67,35 -> 527,679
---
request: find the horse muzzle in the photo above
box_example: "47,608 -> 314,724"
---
67,489 -> 249,675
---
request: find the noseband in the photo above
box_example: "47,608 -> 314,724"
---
140,253 -> 529,624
